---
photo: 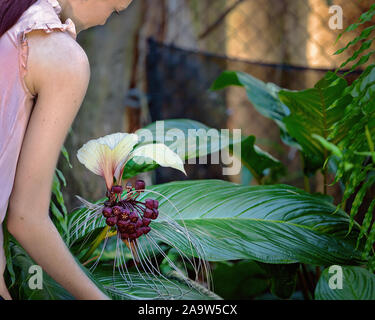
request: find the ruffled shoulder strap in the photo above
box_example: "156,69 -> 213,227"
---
18,0 -> 77,42
14,0 -> 77,98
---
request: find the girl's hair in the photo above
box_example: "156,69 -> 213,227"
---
0,0 -> 38,37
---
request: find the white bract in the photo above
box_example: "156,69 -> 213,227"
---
77,133 -> 186,190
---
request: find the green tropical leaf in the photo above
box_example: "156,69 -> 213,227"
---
211,71 -> 290,127
124,119 -> 237,179
315,266 -> 375,300
69,180 -> 364,266
61,145 -> 72,169
279,72 -> 349,172
335,4 -> 375,43
95,268 -> 218,300
3,224 -> 16,288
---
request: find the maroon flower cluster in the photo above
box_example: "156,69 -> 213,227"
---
102,180 -> 159,241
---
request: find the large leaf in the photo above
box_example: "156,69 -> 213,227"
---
211,71 -> 301,151
211,71 -> 290,126
279,72 -> 349,172
95,268 -> 218,300
124,119 -> 278,179
123,119 -> 240,179
69,180 -> 364,266
315,266 -> 375,300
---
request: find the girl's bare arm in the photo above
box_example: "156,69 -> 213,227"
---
7,30 -> 108,300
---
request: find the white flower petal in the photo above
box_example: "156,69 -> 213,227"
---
127,143 -> 186,175
96,133 -> 133,150
112,134 -> 139,181
77,133 -> 139,189
77,139 -> 109,176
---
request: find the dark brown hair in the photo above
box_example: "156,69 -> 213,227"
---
0,0 -> 38,37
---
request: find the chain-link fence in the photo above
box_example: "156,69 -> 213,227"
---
140,0 -> 374,68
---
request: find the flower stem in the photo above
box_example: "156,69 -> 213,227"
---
81,226 -> 110,263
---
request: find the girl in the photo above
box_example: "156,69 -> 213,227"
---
0,0 -> 133,300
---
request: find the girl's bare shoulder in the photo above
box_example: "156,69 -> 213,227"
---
24,30 -> 90,97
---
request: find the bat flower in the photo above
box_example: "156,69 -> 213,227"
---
72,132 -> 212,299
77,132 -> 186,191
76,132 -> 188,242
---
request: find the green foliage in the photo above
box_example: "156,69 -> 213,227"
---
315,266 -> 375,300
50,146 -> 71,240
323,12 -> 375,262
211,71 -> 290,125
95,268 -> 216,300
123,119 -> 240,179
279,72 -> 348,173
124,119 -> 284,183
212,261 -> 270,299
257,263 -> 299,300
335,4 -> 375,71
210,5 -> 375,275
69,180 -> 364,265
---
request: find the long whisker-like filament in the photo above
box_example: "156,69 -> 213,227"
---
89,227 -> 110,273
70,181 -> 213,299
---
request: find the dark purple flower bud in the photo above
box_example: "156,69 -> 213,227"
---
142,218 -> 151,227
143,226 -> 151,235
118,226 -> 127,233
151,208 -> 159,220
129,211 -> 138,222
135,219 -> 143,228
144,208 -> 153,219
112,206 -> 122,216
111,185 -> 123,194
121,206 -> 130,213
119,208 -> 130,221
120,214 -> 129,221
135,180 -> 146,191
106,216 -> 118,227
102,207 -> 112,218
121,233 -> 130,240
117,220 -> 130,228
128,233 -> 137,241
145,199 -> 154,209
127,223 -> 136,234
153,200 -> 159,209
136,229 -> 144,238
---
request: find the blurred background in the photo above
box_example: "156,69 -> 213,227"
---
59,0 -> 374,212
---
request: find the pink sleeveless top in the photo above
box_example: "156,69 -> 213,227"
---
0,0 -> 76,233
